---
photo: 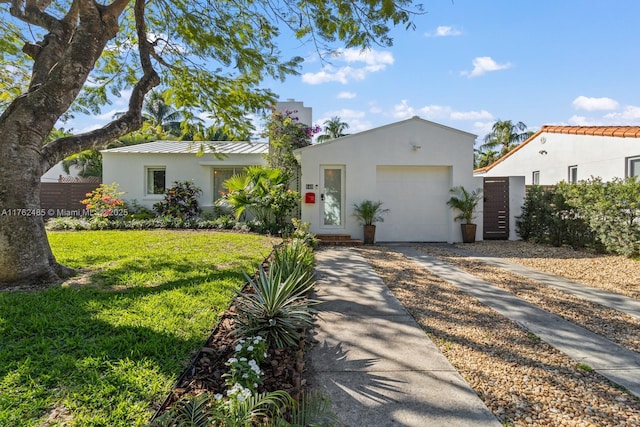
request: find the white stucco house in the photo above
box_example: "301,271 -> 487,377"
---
102,141 -> 268,211
295,116 -> 483,243
476,125 -> 640,185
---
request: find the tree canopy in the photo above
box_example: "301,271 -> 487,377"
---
475,120 -> 533,168
0,0 -> 422,286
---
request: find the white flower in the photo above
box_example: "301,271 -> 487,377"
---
239,357 -> 247,362
235,344 -> 242,352
214,393 -> 223,400
242,373 -> 249,379
247,345 -> 254,351
226,357 -> 238,365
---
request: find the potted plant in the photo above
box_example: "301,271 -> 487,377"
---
352,200 -> 389,244
446,186 -> 483,243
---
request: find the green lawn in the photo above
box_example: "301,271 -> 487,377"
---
0,230 -> 277,427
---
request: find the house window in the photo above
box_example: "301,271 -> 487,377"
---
213,167 -> 244,202
568,165 -> 578,183
146,167 -> 166,195
627,156 -> 640,178
532,171 -> 540,185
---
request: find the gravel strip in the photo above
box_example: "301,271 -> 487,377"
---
358,246 -> 640,427
452,241 -> 640,300
415,245 -> 640,353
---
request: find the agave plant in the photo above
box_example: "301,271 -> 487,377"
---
233,265 -> 317,349
271,240 -> 315,292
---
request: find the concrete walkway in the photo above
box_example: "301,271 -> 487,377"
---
306,247 -> 501,427
395,245 -> 640,398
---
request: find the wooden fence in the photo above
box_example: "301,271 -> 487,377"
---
40,181 -> 101,218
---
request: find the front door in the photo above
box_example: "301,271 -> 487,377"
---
320,166 -> 345,228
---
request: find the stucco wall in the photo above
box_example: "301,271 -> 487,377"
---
482,133 -> 640,185
297,118 -> 482,243
102,151 -> 265,211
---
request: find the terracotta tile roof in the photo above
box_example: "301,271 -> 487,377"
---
540,125 -> 640,138
474,125 -> 640,174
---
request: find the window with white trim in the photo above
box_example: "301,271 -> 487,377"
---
568,165 -> 578,184
146,167 -> 166,195
627,156 -> 640,178
532,171 -> 540,185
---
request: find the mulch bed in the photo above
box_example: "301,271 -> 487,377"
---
150,283 -> 306,421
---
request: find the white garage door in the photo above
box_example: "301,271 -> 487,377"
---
375,165 -> 451,242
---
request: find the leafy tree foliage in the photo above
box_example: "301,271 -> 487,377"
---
317,116 -> 350,142
264,109 -> 320,177
476,120 -> 533,168
0,0 -> 421,286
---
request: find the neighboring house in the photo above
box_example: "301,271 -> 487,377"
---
476,125 -> 640,185
295,116 -> 486,243
101,141 -> 268,211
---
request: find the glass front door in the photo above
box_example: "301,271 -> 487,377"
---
320,166 -> 344,228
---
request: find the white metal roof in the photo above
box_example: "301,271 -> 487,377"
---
102,140 -> 268,154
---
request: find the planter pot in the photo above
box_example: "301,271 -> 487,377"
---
363,224 -> 376,244
460,223 -> 477,243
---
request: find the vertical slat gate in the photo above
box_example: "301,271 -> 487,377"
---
483,177 -> 509,240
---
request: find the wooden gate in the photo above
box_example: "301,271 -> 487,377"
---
483,177 -> 509,240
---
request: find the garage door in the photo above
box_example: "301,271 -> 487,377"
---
375,166 -> 451,242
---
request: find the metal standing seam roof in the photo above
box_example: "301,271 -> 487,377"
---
101,140 -> 269,154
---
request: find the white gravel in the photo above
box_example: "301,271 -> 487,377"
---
358,243 -> 640,427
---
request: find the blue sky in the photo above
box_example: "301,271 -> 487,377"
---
70,0 -> 640,143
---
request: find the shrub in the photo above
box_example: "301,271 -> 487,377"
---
153,180 -> 202,219
219,166 -> 299,233
233,264 -> 316,349
81,183 -> 126,218
517,178 -> 640,256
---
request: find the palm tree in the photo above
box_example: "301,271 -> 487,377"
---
142,91 -> 184,136
317,116 -> 350,142
480,120 -> 533,158
61,150 -> 103,178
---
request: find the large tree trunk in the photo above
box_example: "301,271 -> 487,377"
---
0,0 -> 157,288
0,122 -> 73,287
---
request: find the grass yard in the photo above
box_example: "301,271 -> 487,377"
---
0,230 -> 278,427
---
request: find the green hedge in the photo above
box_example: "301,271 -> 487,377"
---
516,177 -> 640,257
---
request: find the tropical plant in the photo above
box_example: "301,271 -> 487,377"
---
264,109 -> 321,177
288,218 -> 319,248
233,265 -> 316,349
479,120 -> 533,160
352,200 -> 390,226
80,183 -> 126,218
317,116 -> 350,142
154,180 -> 203,219
271,241 -> 315,293
142,90 -> 184,136
1,0 -> 420,288
220,166 -> 300,232
278,392 -> 339,427
61,149 -> 103,178
446,186 -> 483,224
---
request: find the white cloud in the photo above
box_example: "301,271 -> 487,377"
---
461,56 -> 512,78
425,25 -> 462,37
392,100 -> 493,122
302,48 -> 394,85
572,96 -> 619,111
604,105 -> 640,121
315,108 -> 371,134
337,91 -> 357,99
95,109 -> 121,121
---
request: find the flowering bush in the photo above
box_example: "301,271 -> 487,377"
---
81,183 -> 126,218
223,336 -> 268,398
264,108 -> 320,177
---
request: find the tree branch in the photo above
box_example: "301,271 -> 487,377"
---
39,0 -> 159,171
